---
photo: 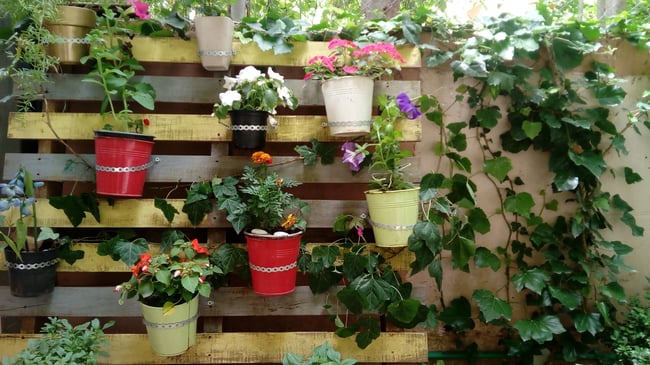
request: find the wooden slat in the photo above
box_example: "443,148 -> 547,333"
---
3,153 -> 422,183
45,75 -> 421,105
127,38 -> 422,68
7,113 -> 422,142
0,285 -> 426,318
0,199 -> 368,229
0,332 -> 428,363
0,242 -> 415,272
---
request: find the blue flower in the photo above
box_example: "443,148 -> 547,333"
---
0,199 -> 9,212
396,92 -> 422,120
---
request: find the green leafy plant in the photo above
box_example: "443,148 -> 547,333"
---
609,281 -> 650,365
3,317 -> 114,365
114,235 -> 222,309
184,151 -> 309,234
81,0 -> 156,132
237,14 -> 309,55
0,167 -> 83,264
282,341 -> 358,365
301,214 -> 428,349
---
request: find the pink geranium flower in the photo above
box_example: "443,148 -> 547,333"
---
127,0 -> 151,19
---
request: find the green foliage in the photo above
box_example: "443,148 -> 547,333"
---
282,341 -> 357,365
49,193 -> 101,227
96,230 -> 149,266
610,287 -> 650,364
3,317 -> 114,365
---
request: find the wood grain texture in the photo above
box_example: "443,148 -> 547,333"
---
0,332 -> 428,363
7,113 -> 422,142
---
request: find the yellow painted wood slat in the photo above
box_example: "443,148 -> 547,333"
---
0,243 -> 414,272
0,199 -> 367,229
0,332 -> 428,363
129,38 -> 422,68
7,113 -> 422,142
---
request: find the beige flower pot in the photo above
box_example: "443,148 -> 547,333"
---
195,16 -> 235,71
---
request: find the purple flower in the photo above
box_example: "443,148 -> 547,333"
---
396,93 -> 422,120
341,142 -> 364,172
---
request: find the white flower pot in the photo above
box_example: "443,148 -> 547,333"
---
321,76 -> 374,137
195,16 -> 235,71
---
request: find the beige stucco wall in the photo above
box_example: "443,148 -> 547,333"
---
414,42 -> 650,349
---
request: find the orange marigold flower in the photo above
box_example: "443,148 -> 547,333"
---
191,238 -> 209,255
251,151 -> 272,165
281,213 -> 296,229
276,178 -> 283,186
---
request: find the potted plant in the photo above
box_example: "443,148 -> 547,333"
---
182,151 -> 309,295
283,341 -> 358,365
114,237 -> 222,356
213,66 -> 299,149
81,0 -> 157,197
44,4 -> 97,64
304,38 -> 406,137
2,317 -> 113,364
0,167 -> 84,297
340,92 -> 424,247
192,0 -> 237,71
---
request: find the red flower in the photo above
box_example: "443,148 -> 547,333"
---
191,238 -> 209,255
131,252 -> 152,276
143,118 -> 150,126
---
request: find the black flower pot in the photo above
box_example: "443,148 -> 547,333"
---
229,110 -> 269,149
4,247 -> 59,297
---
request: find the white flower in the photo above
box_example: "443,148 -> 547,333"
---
267,67 -> 284,81
223,76 -> 237,90
219,90 -> 241,106
278,86 -> 293,106
238,66 -> 262,82
268,115 -> 278,127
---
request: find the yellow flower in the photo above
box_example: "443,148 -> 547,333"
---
281,213 -> 296,229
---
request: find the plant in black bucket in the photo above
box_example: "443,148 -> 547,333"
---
213,66 -> 299,149
81,0 -> 157,197
0,167 -> 83,297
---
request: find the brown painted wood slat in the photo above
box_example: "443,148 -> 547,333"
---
0,332 -> 428,363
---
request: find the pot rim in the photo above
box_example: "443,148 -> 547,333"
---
244,230 -> 304,239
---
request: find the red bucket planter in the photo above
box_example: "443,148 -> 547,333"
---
94,130 -> 155,197
244,230 -> 303,296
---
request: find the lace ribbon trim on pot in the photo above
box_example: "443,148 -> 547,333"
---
230,124 -> 268,131
368,217 -> 416,231
44,37 -> 92,45
143,312 -> 199,329
6,258 -> 59,270
95,157 -> 160,173
249,261 -> 297,273
198,50 -> 237,57
322,120 -> 372,127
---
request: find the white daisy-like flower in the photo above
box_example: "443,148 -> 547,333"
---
219,90 -> 241,106
238,65 -> 262,82
268,115 -> 278,128
278,86 -> 293,105
267,67 -> 284,81
222,76 -> 237,90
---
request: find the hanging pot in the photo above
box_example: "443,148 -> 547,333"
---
229,110 -> 269,149
365,187 -> 420,248
244,230 -> 303,296
141,295 -> 199,356
44,5 -> 97,64
321,76 -> 374,137
94,130 -> 155,197
4,247 -> 59,297
195,16 -> 235,71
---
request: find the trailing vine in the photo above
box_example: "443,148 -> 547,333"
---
409,10 -> 650,363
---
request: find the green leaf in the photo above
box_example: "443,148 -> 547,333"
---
447,236 -> 475,272
573,312 -> 604,336
468,208 -> 490,234
624,167 -> 642,184
472,289 -> 512,322
551,37 -> 583,71
154,197 -> 179,224
593,84 -> 626,106
475,106 -> 501,129
599,281 -> 626,302
438,297 -> 475,331
548,286 -> 582,309
511,268 -> 550,294
514,315 -> 566,343
484,157 -> 512,182
114,238 -> 149,266
522,121 -> 542,139
568,150 -> 607,177
504,192 -> 535,217
474,247 -> 500,271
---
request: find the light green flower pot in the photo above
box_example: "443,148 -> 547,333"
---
141,295 -> 199,356
365,187 -> 420,247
